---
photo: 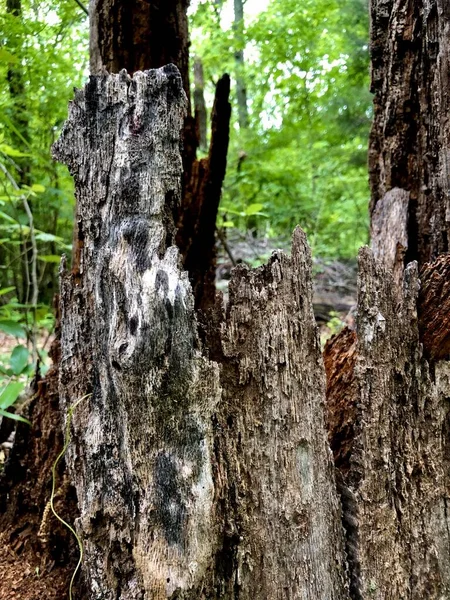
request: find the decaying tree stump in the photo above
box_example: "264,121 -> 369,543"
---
53,68 -> 349,599
89,0 -> 231,310
325,250 -> 450,600
212,228 -> 349,599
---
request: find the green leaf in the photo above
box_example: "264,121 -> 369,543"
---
0,320 -> 26,338
38,254 -> 62,263
0,48 -> 18,63
0,381 -> 25,410
244,203 -> 264,216
222,221 -> 235,228
31,184 -> 45,194
10,345 -> 30,375
35,232 -> 63,243
0,408 -> 30,425
0,211 -> 18,224
0,286 -> 15,296
0,143 -> 30,158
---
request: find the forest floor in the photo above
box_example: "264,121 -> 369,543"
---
0,532 -> 71,600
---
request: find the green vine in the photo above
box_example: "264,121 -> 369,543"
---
50,393 -> 91,600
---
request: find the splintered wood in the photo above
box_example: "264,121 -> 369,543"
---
54,68 -> 450,600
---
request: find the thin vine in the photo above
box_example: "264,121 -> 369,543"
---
50,393 -> 91,600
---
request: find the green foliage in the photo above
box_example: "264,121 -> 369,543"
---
0,380 -> 26,422
0,0 -> 88,306
0,1 -> 87,423
191,0 -> 371,259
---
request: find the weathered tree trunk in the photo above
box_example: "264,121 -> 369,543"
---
53,67 -> 350,599
211,229 -> 349,599
89,0 -> 231,309
88,0 -> 196,201
369,0 -> 450,266
325,251 -> 450,600
176,74 -> 231,311
89,0 -> 190,99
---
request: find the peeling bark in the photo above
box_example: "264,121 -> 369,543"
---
418,254 -> 450,360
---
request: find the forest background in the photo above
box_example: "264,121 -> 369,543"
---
0,0 -> 370,416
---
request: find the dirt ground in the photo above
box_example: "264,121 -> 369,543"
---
0,531 -> 74,600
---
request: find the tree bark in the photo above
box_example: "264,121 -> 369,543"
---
89,0 -> 231,310
325,249 -> 450,600
212,228 -> 350,599
369,0 -> 450,266
53,68 -> 349,599
177,74 -> 231,311
194,58 -> 208,152
89,0 -> 190,101
418,254 -> 450,360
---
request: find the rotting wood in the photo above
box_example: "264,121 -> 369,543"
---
177,74 -> 231,311
370,187 -> 409,290
418,254 -> 450,360
325,248 -> 450,600
55,67 -> 221,598
53,68 -> 350,599
211,227 -> 350,599
89,0 -> 231,310
324,327 -> 358,478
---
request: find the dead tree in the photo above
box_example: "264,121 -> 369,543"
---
53,67 -> 349,599
89,0 -> 231,310
325,251 -> 450,600
369,0 -> 450,266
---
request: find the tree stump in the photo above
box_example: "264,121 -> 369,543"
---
53,68 -> 349,599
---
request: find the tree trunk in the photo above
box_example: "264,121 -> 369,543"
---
89,0 -> 190,100
325,251 -> 450,600
369,0 -> 450,266
176,74 -> 231,311
89,0 -> 231,309
194,58 -> 208,152
53,67 -> 350,599
233,0 -> 249,129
